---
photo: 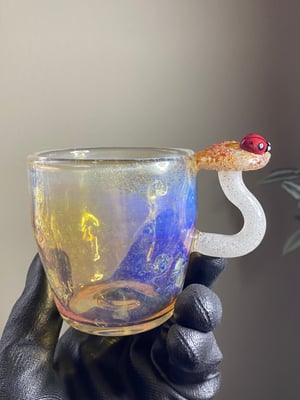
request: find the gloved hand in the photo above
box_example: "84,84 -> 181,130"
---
0,253 -> 226,400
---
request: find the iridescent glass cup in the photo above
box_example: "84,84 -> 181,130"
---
27,142 -> 270,335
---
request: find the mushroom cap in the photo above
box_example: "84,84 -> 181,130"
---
195,141 -> 271,171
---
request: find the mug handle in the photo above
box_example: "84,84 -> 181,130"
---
191,136 -> 271,258
192,171 -> 266,257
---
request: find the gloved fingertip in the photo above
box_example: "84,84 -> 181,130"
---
24,253 -> 46,290
184,253 -> 227,288
174,284 -> 222,332
166,324 -> 223,379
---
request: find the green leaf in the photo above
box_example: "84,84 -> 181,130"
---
283,228 -> 300,255
281,181 -> 300,200
260,169 -> 300,184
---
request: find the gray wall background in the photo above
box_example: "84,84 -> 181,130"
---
0,1 -> 299,398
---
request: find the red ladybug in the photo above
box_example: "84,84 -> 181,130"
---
240,133 -> 271,155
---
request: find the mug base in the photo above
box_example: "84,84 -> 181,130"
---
60,308 -> 174,336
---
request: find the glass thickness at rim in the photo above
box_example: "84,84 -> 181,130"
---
27,147 -> 194,164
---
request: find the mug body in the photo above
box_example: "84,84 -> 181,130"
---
28,147 -> 197,335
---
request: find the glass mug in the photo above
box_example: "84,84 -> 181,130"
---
27,138 -> 271,335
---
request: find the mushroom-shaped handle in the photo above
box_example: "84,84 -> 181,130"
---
192,134 -> 271,258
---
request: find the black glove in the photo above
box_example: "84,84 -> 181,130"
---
0,253 -> 226,400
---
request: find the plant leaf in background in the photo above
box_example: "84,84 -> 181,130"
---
283,228 -> 300,255
260,168 -> 300,184
281,181 -> 300,201
262,168 -> 300,255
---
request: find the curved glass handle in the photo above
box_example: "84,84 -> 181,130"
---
192,171 -> 266,258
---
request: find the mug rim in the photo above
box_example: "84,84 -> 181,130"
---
27,147 -> 195,164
